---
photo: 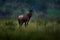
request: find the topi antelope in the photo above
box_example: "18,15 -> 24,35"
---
18,9 -> 33,28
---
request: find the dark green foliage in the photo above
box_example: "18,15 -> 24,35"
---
0,0 -> 60,18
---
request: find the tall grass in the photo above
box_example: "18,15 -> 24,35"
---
0,18 -> 60,40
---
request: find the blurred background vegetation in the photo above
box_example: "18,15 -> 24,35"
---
0,0 -> 60,18
0,0 -> 60,40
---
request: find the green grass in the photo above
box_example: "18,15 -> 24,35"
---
0,18 -> 60,40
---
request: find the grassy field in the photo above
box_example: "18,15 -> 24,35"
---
0,18 -> 60,40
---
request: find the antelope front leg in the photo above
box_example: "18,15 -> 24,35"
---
25,22 -> 27,28
26,22 -> 28,27
25,21 -> 29,28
